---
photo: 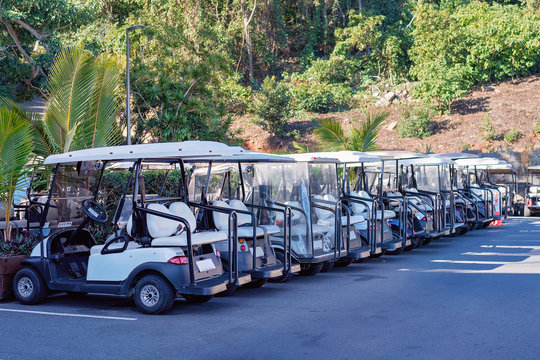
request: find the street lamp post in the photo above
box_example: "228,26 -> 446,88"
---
125,24 -> 145,146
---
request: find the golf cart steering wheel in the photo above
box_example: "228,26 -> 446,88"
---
81,199 -> 107,224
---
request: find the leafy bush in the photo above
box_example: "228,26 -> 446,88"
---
252,76 -> 291,135
535,123 -> 540,133
480,114 -> 498,141
504,129 -> 520,143
411,2 -> 540,111
288,79 -> 353,113
0,231 -> 39,256
397,106 -> 433,139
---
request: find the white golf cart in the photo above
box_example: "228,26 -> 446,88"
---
13,142 -> 253,314
185,153 -> 301,289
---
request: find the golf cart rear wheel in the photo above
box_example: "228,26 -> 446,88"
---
320,260 -> 334,273
243,278 -> 268,289
269,250 -> 295,283
182,294 -> 212,304
134,275 -> 175,315
216,283 -> 237,297
13,267 -> 48,305
299,263 -> 323,276
335,258 -> 354,267
422,238 -> 432,246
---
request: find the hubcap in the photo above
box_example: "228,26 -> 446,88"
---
140,284 -> 159,307
18,277 -> 34,298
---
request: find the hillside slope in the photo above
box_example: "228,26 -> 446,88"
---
233,74 -> 540,154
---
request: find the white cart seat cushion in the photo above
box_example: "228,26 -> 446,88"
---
313,195 -> 333,220
289,223 -> 331,236
237,226 -> 265,238
212,200 -> 232,230
359,210 -> 396,220
529,186 -> 539,194
349,191 -> 372,214
168,202 -> 197,232
228,199 -> 253,226
146,203 -> 183,238
152,230 -> 228,247
318,215 -> 365,227
258,224 -> 280,235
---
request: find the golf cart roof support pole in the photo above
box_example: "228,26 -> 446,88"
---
39,164 -> 58,259
179,160 -> 189,202
132,159 -> 142,209
93,161 -> 108,202
237,162 -> 246,202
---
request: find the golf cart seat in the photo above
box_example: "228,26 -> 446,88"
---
313,194 -> 365,226
529,186 -> 540,194
228,200 -> 280,236
141,203 -> 227,247
212,200 -> 278,238
350,191 -> 397,220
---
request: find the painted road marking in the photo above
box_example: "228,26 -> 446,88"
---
0,307 -> 137,321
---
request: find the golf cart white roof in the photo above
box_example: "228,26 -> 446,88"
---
528,165 -> 540,174
287,151 -> 379,163
366,150 -> 429,161
397,155 -> 454,166
285,153 -> 340,163
43,141 -> 267,165
438,152 -> 479,160
453,157 -> 508,167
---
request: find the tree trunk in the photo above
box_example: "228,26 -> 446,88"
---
241,0 -> 257,81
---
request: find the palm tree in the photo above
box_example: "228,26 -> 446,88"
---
314,109 -> 389,152
0,107 -> 33,242
0,45 -> 122,159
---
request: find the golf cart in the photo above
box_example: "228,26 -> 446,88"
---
524,165 -> 540,217
185,154 -> 301,288
480,162 -> 516,220
400,155 -> 468,237
13,142 -> 251,314
250,155 -> 344,275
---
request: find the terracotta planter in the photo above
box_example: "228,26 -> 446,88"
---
0,255 -> 27,300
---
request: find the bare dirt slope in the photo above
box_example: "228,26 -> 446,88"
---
232,74 -> 540,154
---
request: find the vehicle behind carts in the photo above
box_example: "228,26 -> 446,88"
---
11,141 -> 270,314
524,165 -> 540,217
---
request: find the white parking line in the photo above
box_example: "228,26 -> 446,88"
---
0,307 -> 137,321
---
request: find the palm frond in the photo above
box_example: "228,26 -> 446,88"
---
293,141 -> 310,153
355,109 -> 389,151
314,118 -> 346,151
45,45 -> 96,152
0,97 -> 54,158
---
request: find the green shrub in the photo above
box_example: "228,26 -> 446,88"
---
253,76 -> 291,135
410,2 -> 540,111
289,80 -> 353,113
535,123 -> 540,133
480,114 -> 498,141
397,106 -> 433,139
504,129 -> 519,143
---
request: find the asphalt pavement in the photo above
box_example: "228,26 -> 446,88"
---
1,217 -> 540,360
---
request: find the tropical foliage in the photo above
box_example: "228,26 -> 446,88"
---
0,107 -> 33,242
314,109 -> 389,151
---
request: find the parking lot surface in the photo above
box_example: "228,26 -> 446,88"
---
1,217 -> 540,360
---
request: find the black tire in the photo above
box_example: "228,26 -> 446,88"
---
422,237 -> 432,246
134,275 -> 175,315
243,278 -> 268,289
13,267 -> 48,305
182,294 -> 212,304
335,258 -> 354,267
299,263 -> 323,276
386,245 -> 405,255
216,283 -> 237,297
320,260 -> 334,273
269,250 -> 295,283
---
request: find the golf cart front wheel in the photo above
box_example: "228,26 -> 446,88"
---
13,267 -> 48,305
299,263 -> 323,276
134,275 -> 175,314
